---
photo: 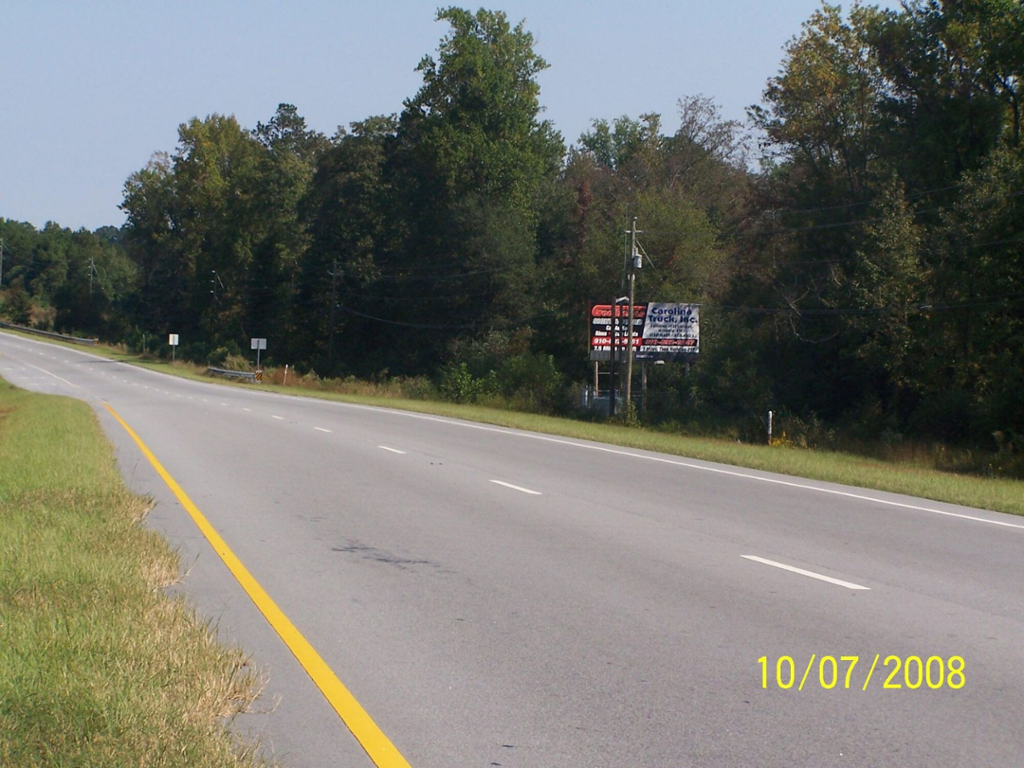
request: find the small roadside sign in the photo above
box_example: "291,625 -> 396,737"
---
251,338 -> 267,380
168,334 -> 179,346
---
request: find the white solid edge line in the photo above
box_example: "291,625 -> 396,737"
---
358,411 -> 1024,530
742,555 -> 870,590
315,427 -> 332,433
4,332 -> 1017,530
378,445 -> 406,454
490,480 -> 542,496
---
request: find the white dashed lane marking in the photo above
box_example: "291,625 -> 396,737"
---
741,556 -> 870,591
490,480 -> 542,496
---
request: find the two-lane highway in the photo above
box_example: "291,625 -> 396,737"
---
2,330 -> 1022,767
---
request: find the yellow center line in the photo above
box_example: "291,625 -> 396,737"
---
103,403 -> 411,768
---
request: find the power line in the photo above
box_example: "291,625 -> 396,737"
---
340,289 -> 495,303
336,301 -> 570,331
640,189 -> 1024,241
725,231 -> 1024,269
373,264 -> 522,281
336,304 -> 478,330
740,181 -> 965,219
702,291 -> 1024,317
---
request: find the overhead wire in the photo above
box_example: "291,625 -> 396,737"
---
336,302 -> 569,331
700,291 -> 1024,317
637,189 -> 1024,241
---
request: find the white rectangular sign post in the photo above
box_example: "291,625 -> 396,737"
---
168,333 -> 179,362
251,338 -> 267,379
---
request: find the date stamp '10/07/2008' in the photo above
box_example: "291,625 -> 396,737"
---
758,655 -> 965,691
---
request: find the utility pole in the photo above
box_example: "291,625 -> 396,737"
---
89,254 -> 95,296
624,217 -> 640,416
0,237 -> 4,289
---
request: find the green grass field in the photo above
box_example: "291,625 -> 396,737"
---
4,327 -> 1023,517
0,379 -> 264,767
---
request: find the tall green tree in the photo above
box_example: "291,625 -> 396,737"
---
918,146 -> 1024,438
53,228 -> 137,336
297,116 -> 397,373
376,7 -> 563,372
171,114 -> 263,345
121,153 -> 184,334
869,0 -> 1018,191
245,104 -> 327,347
122,115 -> 266,353
750,2 -> 884,201
843,174 -> 928,397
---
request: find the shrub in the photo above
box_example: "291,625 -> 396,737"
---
206,341 -> 245,368
495,353 -> 564,413
2,280 -> 34,325
220,354 -> 252,372
438,362 -> 484,403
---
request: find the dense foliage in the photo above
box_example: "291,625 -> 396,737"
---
2,2 -> 1022,462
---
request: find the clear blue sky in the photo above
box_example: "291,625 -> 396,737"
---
2,1 -> 877,231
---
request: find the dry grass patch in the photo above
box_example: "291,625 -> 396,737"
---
0,379 -> 267,767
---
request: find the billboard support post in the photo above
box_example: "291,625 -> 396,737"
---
609,296 -> 618,416
625,217 -> 639,416
641,361 -> 647,419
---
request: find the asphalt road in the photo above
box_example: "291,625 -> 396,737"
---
2,330 -> 1022,768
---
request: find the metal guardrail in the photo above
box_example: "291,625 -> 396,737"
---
206,366 -> 257,383
0,320 -> 98,345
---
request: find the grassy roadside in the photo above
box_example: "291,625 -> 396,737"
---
264,393 -> 1024,516
4,328 -> 1024,517
0,379 -> 264,767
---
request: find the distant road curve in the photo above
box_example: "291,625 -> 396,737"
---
2,329 -> 1022,768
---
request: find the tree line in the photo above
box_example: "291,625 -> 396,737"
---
2,2 -> 1022,459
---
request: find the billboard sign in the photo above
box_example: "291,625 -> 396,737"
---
589,302 -> 699,362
